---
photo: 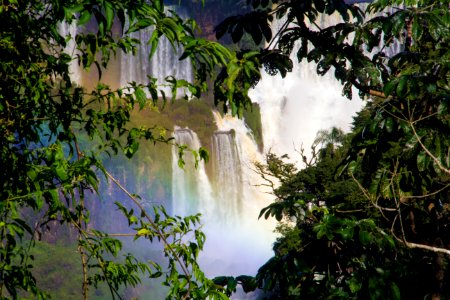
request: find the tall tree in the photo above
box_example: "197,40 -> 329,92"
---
214,0 -> 449,298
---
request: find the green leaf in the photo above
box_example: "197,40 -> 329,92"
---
416,151 -> 428,171
390,282 -> 401,300
27,169 -> 37,181
198,147 -> 209,163
137,228 -> 151,236
149,31 -> 160,59
339,226 -> 354,240
55,165 -> 68,181
348,277 -> 362,293
385,117 -> 394,133
105,2 -> 114,31
78,10 -> 91,25
347,160 -> 358,174
411,17 -> 422,40
383,79 -> 397,97
358,230 -> 371,245
396,76 -> 408,97
135,86 -> 147,109
227,277 -> 237,292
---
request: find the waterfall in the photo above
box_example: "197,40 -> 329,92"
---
249,5 -> 403,163
58,21 -> 82,85
193,112 -> 277,279
120,7 -> 193,97
171,127 -> 213,216
169,119 -> 276,280
211,130 -> 243,221
250,13 -> 366,163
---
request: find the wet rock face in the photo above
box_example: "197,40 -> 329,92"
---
189,3 -> 251,42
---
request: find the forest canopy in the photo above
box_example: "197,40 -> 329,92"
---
213,0 -> 450,299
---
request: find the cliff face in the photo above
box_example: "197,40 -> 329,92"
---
184,0 -> 251,42
194,13 -> 218,41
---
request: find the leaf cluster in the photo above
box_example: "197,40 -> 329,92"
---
0,0 -> 244,299
216,2 -> 449,297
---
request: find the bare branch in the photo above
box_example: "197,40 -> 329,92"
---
395,232 -> 450,256
403,184 -> 450,200
335,209 -> 364,213
403,241 -> 450,256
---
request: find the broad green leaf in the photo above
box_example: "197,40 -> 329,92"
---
339,226 -> 354,240
347,160 -> 358,174
383,79 -> 397,97
349,277 -> 362,293
135,86 -> 147,109
105,2 -> 114,31
55,165 -> 68,181
78,10 -> 91,25
396,76 -> 408,97
359,230 -> 371,245
149,31 -> 160,59
391,282 -> 401,300
416,151 -> 428,171
411,17 -> 423,40
137,228 -> 151,236
385,117 -> 394,133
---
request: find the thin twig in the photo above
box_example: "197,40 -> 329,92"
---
350,172 -> 396,214
105,171 -> 193,299
410,122 -> 450,175
335,209 -> 364,213
72,129 -> 89,300
403,184 -> 450,200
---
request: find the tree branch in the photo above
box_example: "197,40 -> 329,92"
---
350,173 -> 396,214
403,184 -> 450,200
410,122 -> 450,175
104,170 -> 193,299
404,240 -> 450,256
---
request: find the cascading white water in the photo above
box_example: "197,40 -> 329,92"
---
58,21 -> 82,85
120,7 -> 193,96
197,112 -> 276,281
170,115 -> 276,285
171,127 -> 213,217
211,130 -> 243,221
249,9 -> 390,163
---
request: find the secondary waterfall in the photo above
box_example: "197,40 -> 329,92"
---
170,116 -> 276,281
196,112 -> 276,279
120,8 -> 193,96
59,21 -> 82,85
171,127 -> 213,216
211,130 -> 243,221
250,5 -> 404,164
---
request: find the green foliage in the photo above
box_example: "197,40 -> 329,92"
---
216,0 -> 449,298
242,103 -> 264,152
218,134 -> 447,298
28,241 -> 113,299
0,0 -> 237,299
215,11 -> 272,45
